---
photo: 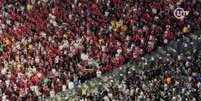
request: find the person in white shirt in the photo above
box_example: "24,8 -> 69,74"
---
50,90 -> 55,97
96,69 -> 102,78
62,85 -> 66,91
67,80 -> 74,90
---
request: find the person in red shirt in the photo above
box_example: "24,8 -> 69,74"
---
118,55 -> 125,66
133,46 -> 143,59
104,63 -> 113,72
31,72 -> 43,85
164,31 -> 175,42
112,0 -> 122,6
132,32 -> 143,45
10,9 -> 18,21
91,3 -> 101,16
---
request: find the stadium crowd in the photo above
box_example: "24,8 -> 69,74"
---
0,0 -> 200,100
76,34 -> 201,101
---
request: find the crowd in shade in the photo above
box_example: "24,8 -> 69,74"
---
74,33 -> 201,101
0,0 -> 200,100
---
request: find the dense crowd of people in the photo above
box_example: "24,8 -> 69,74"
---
0,0 -> 201,100
75,33 -> 201,101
